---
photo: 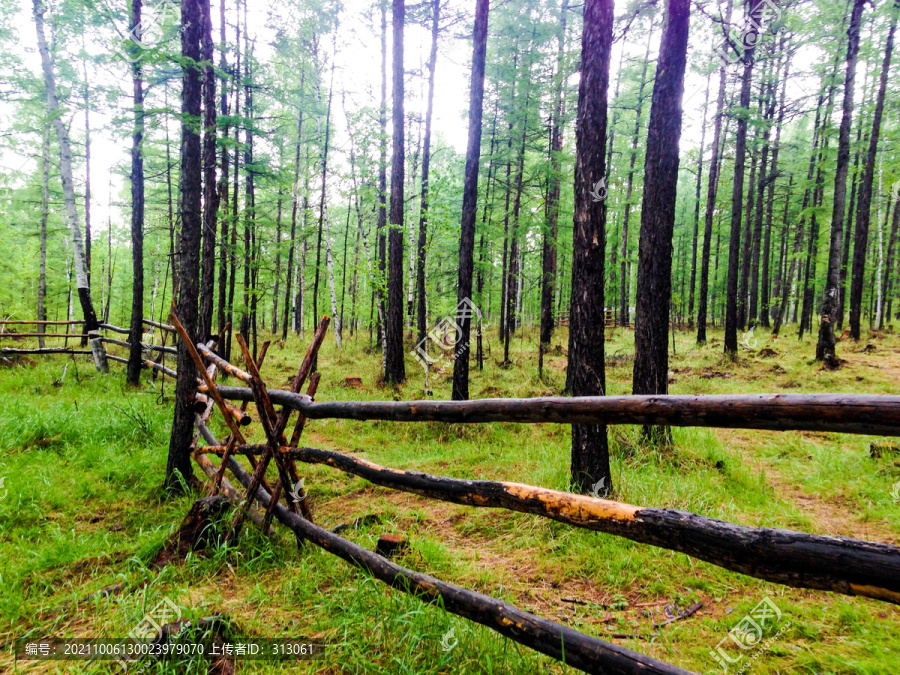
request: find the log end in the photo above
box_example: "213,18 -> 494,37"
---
375,534 -> 409,558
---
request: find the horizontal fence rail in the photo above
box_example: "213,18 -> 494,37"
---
214,389 -> 900,436
199,443 -> 900,605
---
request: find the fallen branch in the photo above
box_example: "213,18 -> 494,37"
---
199,443 -> 900,605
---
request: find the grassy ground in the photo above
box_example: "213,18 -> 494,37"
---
1,323 -> 899,674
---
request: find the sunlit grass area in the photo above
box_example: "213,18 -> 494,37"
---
1,324 -> 899,673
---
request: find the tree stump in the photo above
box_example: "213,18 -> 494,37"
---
153,495 -> 232,568
375,534 -> 408,558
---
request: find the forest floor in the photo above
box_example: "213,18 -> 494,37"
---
1,324 -> 899,673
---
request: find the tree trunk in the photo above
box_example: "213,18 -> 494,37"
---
326,227 -> 342,348
696,0 -> 732,343
748,55 -> 777,327
127,0 -> 145,386
32,0 -> 106,372
384,0 -> 407,385
450,0 -> 489,400
417,0 -> 440,349
198,0 -> 218,341
377,4 -> 388,358
631,0 -> 690,444
314,58 -> 336,357
541,0 -> 567,348
166,0 -> 204,491
216,0 -> 229,339
848,0 -> 898,340
38,123 -> 50,349
619,27 -> 654,328
282,73 -> 306,341
688,72 -> 710,329
816,0 -> 867,362
724,10 -> 756,357
568,0 -> 614,491
759,53 -> 789,328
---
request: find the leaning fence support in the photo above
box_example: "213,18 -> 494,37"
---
199,443 -> 900,605
221,454 -> 696,675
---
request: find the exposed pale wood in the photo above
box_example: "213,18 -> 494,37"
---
222,454 -> 695,675
197,342 -> 252,382
212,391 -> 900,436
200,443 -> 900,605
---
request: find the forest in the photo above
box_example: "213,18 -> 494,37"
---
1,0 -> 899,672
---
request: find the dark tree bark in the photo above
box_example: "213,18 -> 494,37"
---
216,0 -> 229,339
38,124 -> 49,349
619,28 -> 654,328
631,0 -> 690,444
541,0 -> 567,349
450,0 -> 489,400
839,106 -> 866,330
384,0 -> 407,384
816,0 -> 867,362
198,0 -> 218,341
697,0 -> 732,343
759,53 -> 789,328
283,74 -> 306,341
417,0 -> 440,349
376,4 -> 388,356
688,72 -> 710,329
568,0 -> 614,491
848,0 -> 898,340
126,0 -> 145,386
748,54 -> 778,327
724,5 -> 756,356
313,58 -> 336,359
166,0 -> 204,491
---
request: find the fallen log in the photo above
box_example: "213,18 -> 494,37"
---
99,323 -> 132,335
0,333 -> 86,338
0,320 -> 84,325
200,443 -> 900,605
100,337 -> 177,355
212,391 -> 900,436
0,348 -> 92,355
221,454 -> 694,675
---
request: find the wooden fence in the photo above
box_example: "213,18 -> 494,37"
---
4,314 -> 900,674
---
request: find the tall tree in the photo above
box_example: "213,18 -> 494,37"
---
697,0 -> 733,344
416,0 -> 440,349
198,0 -> 218,340
816,0 -> 867,362
127,0 -> 145,386
32,0 -> 107,372
848,0 -> 898,340
688,71 -> 710,329
569,0 -> 613,491
165,0 -> 204,491
724,1 -> 758,356
37,124 -> 50,349
631,0 -> 690,441
540,0 -> 567,351
450,0 -> 489,400
384,0 -> 407,384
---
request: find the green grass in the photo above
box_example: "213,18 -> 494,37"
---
1,324 -> 899,673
